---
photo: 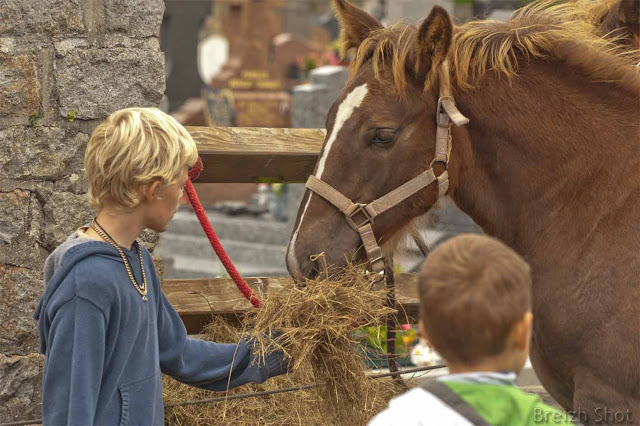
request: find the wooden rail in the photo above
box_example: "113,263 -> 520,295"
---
187,126 -> 325,183
164,274 -> 420,334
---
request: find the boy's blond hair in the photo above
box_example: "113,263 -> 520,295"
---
418,234 -> 532,364
85,108 -> 199,211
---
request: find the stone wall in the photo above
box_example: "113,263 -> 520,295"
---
0,0 -> 165,421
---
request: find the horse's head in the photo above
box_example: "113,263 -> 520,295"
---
286,0 -> 466,280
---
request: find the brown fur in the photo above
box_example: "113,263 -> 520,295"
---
288,0 -> 640,421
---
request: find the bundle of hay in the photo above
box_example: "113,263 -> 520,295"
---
164,265 -> 403,425
249,265 -> 398,424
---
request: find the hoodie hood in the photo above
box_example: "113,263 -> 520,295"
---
34,230 -> 127,353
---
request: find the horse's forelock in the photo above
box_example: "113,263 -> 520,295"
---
350,23 -> 424,98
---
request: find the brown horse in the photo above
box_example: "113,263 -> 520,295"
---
286,0 -> 640,420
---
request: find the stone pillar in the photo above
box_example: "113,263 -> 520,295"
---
0,0 -> 165,421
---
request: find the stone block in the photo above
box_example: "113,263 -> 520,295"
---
292,83 -> 328,128
104,0 -> 164,38
54,37 -> 160,55
0,180 -> 53,196
0,127 -> 88,180
55,47 -> 165,120
0,353 -> 43,423
53,172 -> 89,195
0,190 -> 30,246
0,265 -> 41,355
43,192 -> 94,251
0,0 -> 85,39
0,190 -> 49,268
309,65 -> 349,101
139,229 -> 160,253
292,65 -> 349,129
0,37 -> 15,54
0,53 -> 39,116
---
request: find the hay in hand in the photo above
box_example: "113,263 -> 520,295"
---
164,265 -> 403,425
248,264 -> 398,425
164,317 -> 321,425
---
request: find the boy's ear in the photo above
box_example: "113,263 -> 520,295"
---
418,320 -> 434,348
142,180 -> 162,203
511,312 -> 533,351
333,0 -> 383,57
414,6 -> 453,87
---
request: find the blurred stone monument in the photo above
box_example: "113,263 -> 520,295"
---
162,0 -> 212,112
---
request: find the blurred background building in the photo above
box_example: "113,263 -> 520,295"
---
156,0 -> 522,278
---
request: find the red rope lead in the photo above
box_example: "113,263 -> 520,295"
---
184,158 -> 262,308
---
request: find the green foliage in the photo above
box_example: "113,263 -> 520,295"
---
355,325 -> 419,368
67,110 -> 76,122
303,56 -> 317,72
357,325 -> 416,355
28,111 -> 42,127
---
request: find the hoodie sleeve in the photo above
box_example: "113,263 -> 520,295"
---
157,290 -> 288,391
41,296 -> 106,425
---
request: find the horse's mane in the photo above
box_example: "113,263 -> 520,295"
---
351,0 -> 639,93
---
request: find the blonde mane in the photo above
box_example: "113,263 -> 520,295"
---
350,0 -> 639,94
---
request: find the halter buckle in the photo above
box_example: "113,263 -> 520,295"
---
346,203 -> 374,231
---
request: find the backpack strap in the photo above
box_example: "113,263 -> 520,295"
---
422,381 -> 490,426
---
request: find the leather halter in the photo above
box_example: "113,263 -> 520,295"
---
305,60 -> 469,275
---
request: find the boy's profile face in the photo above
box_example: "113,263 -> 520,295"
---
142,166 -> 189,232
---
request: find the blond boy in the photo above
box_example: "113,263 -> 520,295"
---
369,234 -> 576,425
34,108 -> 288,425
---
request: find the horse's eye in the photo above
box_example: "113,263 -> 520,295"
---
372,130 -> 395,145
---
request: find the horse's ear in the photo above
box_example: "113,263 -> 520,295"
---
333,0 -> 383,56
414,6 -> 453,88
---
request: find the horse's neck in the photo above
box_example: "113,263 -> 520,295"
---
448,61 -> 640,255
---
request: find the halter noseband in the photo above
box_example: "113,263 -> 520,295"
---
305,60 -> 469,275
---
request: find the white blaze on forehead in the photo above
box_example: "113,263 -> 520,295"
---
287,84 -> 369,277
316,83 -> 369,179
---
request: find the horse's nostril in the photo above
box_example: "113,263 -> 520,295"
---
307,268 -> 319,281
290,257 -> 318,283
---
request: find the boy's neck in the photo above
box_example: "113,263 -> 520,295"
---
447,353 -> 524,376
87,209 -> 147,250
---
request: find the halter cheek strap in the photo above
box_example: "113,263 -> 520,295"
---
305,60 -> 469,274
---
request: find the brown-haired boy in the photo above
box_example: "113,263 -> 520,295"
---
369,234 -> 576,425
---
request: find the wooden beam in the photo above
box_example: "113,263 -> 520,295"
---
163,274 -> 420,334
187,127 -> 325,183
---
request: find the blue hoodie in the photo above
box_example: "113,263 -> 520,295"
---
34,231 -> 288,425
